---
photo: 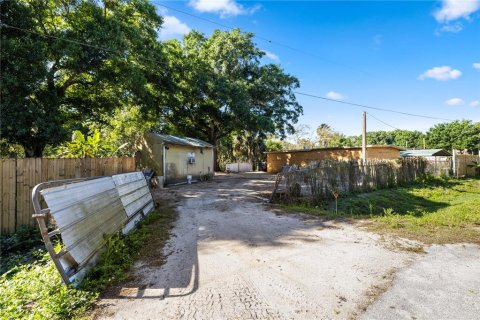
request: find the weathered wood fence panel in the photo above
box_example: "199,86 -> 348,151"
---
454,155 -> 479,177
283,158 -> 428,201
417,155 -> 479,178
281,156 -> 480,202
0,157 -> 136,235
424,156 -> 452,177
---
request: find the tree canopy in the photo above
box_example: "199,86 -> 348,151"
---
2,0 -> 478,168
276,121 -> 479,155
426,120 -> 480,152
1,1 -> 302,167
161,29 -> 302,146
1,0 -> 168,156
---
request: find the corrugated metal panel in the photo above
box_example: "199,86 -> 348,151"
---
400,149 -> 452,157
150,133 -> 214,148
42,178 -> 127,269
112,172 -> 154,219
36,172 -> 155,285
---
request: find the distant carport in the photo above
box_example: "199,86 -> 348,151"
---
400,149 -> 452,157
400,149 -> 453,176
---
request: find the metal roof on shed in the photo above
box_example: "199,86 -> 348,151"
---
400,149 -> 451,157
149,133 -> 214,148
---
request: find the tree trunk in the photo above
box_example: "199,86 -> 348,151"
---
207,122 -> 222,172
23,143 -> 44,158
214,148 -> 221,172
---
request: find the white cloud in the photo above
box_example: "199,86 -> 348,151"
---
446,98 -> 465,106
433,0 -> 480,22
474,62 -> 480,70
470,100 -> 480,107
439,22 -> 464,33
326,91 -> 345,101
159,15 -> 191,40
263,50 -> 280,63
419,66 -> 462,81
189,0 -> 260,18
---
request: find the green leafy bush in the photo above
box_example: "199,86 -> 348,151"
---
79,210 -> 162,291
55,130 -> 116,158
0,226 -> 45,275
0,253 -> 97,320
0,209 -> 174,319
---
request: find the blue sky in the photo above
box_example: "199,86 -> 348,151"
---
154,0 -> 480,136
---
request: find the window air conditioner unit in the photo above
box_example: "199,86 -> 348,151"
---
188,157 -> 196,164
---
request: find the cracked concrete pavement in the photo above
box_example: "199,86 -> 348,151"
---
96,173 -> 480,320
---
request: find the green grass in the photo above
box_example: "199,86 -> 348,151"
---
0,248 -> 97,320
0,225 -> 45,275
0,208 -> 176,320
277,177 -> 480,244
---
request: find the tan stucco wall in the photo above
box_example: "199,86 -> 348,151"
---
267,147 -> 400,173
366,148 -> 400,160
138,134 -> 164,175
164,144 -> 214,183
137,133 -> 214,184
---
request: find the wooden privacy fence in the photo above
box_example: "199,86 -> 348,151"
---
453,154 -> 479,177
281,158 -> 427,201
0,157 -> 136,235
423,154 -> 479,177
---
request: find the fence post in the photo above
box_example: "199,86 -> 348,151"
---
452,149 -> 456,177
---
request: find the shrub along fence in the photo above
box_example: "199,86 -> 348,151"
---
0,157 -> 136,235
282,158 -> 428,202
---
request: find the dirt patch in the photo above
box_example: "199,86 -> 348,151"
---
92,174 -> 480,319
365,220 -> 480,245
351,267 -> 404,319
93,195 -> 178,305
131,204 -> 177,268
96,173 -> 417,319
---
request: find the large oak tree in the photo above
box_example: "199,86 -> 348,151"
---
162,29 -> 303,168
1,0 -> 169,156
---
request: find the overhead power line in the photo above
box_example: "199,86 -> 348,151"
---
2,23 -> 456,123
152,1 -> 374,76
366,112 -> 401,130
293,91 -> 454,121
0,23 -> 163,65
151,2 -> 457,123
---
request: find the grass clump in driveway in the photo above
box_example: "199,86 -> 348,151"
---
0,208 -> 176,320
278,177 -> 480,244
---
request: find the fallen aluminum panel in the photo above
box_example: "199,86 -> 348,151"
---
112,172 -> 154,234
32,172 -> 155,285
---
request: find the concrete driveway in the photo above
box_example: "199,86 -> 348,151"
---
97,173 -> 480,320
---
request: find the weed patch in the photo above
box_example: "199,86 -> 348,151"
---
80,208 -> 176,291
0,208 -> 176,320
278,178 -> 480,244
0,225 -> 45,275
0,251 -> 97,320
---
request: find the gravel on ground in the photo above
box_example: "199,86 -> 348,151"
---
96,173 -> 480,320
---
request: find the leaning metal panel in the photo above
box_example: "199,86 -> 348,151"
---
32,172 -> 155,285
112,172 -> 154,234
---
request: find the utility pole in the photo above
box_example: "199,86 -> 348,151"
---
362,112 -> 367,162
